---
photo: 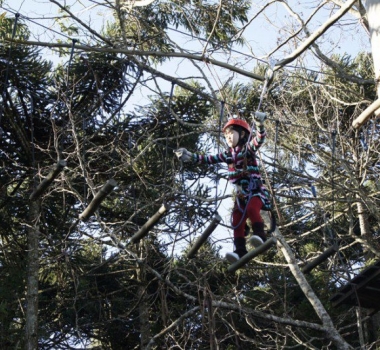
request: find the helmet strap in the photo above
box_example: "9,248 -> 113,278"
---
238,130 -> 247,146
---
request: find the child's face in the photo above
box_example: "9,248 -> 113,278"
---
224,127 -> 239,147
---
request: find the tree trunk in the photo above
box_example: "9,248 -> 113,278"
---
369,312 -> 380,344
138,243 -> 150,349
356,307 -> 365,348
262,212 -> 353,350
25,200 -> 41,350
355,196 -> 379,260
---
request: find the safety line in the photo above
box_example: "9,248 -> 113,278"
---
0,13 -> 20,133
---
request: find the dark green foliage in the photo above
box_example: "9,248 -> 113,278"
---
124,0 -> 250,52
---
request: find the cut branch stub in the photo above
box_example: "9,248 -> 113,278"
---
29,160 -> 67,201
227,237 -> 277,273
187,212 -> 222,259
79,179 -> 118,221
301,243 -> 339,274
129,203 -> 170,244
352,98 -> 380,129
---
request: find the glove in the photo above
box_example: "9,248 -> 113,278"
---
174,148 -> 194,162
254,111 -> 267,127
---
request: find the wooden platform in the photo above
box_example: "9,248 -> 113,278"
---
330,260 -> 380,314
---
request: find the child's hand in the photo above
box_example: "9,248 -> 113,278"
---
174,148 -> 193,162
254,112 -> 267,127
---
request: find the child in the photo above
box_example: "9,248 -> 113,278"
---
175,112 -> 269,262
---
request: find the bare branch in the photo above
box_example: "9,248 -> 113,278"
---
274,0 -> 358,70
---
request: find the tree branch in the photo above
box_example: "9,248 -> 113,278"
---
274,0 -> 358,70
5,38 -> 265,82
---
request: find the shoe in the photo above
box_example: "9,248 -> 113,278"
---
225,251 -> 240,263
248,235 -> 264,248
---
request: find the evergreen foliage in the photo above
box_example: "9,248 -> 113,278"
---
0,1 -> 379,349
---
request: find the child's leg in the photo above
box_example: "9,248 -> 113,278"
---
246,196 -> 263,223
230,202 -> 248,257
246,196 -> 266,241
232,202 -> 247,238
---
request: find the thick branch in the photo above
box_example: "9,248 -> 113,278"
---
352,98 -> 380,129
263,211 -> 353,350
5,39 -> 265,82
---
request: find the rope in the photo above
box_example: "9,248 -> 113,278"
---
0,13 -> 20,135
82,97 -> 87,201
204,60 -> 232,118
65,40 -> 87,199
109,81 -> 125,180
254,67 -> 273,120
59,38 -> 77,153
258,150 -> 282,224
214,100 -> 225,212
272,120 -> 279,189
128,132 -> 137,212
163,82 -> 175,196
67,39 -> 78,72
29,94 -> 36,189
244,64 -> 275,161
330,129 -> 337,243
229,195 -> 251,230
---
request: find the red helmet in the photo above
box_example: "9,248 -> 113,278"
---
222,118 -> 250,134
